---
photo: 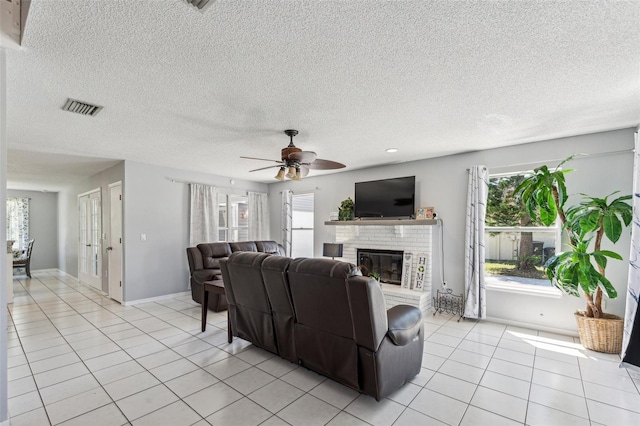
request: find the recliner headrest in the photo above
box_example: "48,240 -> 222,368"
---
225,251 -> 271,267
288,258 -> 359,279
230,241 -> 258,252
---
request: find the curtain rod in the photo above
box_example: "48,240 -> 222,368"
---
469,148 -> 634,172
166,177 -> 267,196
277,186 -> 320,194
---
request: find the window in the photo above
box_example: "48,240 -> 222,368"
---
484,173 -> 561,294
218,193 -> 249,242
291,193 -> 314,258
7,197 -> 29,251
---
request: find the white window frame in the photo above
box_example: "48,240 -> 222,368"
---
218,193 -> 249,242
291,193 -> 314,258
6,197 -> 29,251
484,172 -> 563,298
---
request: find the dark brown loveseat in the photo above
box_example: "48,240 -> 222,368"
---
220,251 -> 424,401
186,241 -> 284,311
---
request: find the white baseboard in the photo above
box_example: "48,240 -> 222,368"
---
31,269 -> 192,307
123,291 -> 191,307
32,268 -> 76,278
1,418 -> 10,426
485,316 -> 579,337
35,268 -> 66,273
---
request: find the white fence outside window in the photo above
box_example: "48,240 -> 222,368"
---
485,226 -> 560,263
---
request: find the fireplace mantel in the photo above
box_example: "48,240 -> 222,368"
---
324,219 -> 437,226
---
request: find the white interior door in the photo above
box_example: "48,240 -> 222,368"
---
78,189 -> 102,289
108,182 -> 123,303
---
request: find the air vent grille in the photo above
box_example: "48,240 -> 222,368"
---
62,99 -> 103,117
186,0 -> 212,10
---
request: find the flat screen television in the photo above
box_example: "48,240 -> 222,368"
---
354,176 -> 415,219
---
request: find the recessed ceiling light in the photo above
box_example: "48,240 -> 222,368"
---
386,148 -> 398,153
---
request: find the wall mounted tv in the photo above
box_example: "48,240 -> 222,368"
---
354,176 -> 415,219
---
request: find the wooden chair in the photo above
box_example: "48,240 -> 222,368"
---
13,239 -> 35,278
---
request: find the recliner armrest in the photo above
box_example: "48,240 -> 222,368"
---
386,305 -> 423,346
191,269 -> 221,285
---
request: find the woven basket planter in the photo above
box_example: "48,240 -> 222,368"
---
575,312 -> 624,354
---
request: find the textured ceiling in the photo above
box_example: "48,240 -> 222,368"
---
6,0 -> 640,190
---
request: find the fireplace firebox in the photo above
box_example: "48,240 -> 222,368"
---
357,249 -> 404,285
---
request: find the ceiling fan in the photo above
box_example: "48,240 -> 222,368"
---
241,129 -> 346,181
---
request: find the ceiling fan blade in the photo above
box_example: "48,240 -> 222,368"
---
241,156 -> 281,163
288,151 -> 317,163
307,159 -> 346,170
249,165 -> 283,172
300,165 -> 310,177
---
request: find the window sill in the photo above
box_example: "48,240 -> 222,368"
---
486,278 -> 563,299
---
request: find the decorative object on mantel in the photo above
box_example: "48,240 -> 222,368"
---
322,243 -> 343,260
401,252 -> 413,289
413,253 -> 428,291
338,197 -> 355,221
241,129 -> 346,181
416,207 -> 435,220
433,288 -> 464,321
329,212 -> 339,221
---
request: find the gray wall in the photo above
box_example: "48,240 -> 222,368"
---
7,189 -> 58,270
122,161 -> 268,302
268,128 -> 636,333
57,161 -> 125,293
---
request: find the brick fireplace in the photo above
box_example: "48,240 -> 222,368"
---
357,248 -> 404,285
332,223 -> 433,314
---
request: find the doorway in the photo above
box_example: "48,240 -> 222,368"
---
78,189 -> 102,290
108,182 -> 123,303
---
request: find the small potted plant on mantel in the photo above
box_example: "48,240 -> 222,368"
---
515,157 -> 632,353
339,197 -> 355,221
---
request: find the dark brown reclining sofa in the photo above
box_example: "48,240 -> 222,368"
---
220,251 -> 424,401
186,241 -> 284,311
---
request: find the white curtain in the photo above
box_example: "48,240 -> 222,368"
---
464,165 -> 489,319
622,129 -> 640,371
189,184 -> 219,246
7,197 -> 29,250
281,190 -> 293,256
248,191 -> 269,240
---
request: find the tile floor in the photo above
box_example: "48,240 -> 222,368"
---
6,270 -> 640,426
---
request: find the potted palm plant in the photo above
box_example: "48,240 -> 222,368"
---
515,158 -> 632,353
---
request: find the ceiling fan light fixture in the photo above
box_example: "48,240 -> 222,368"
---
293,168 -> 302,181
386,148 -> 399,153
244,129 -> 346,180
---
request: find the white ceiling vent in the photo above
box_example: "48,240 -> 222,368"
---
185,0 -> 213,11
62,99 -> 103,117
